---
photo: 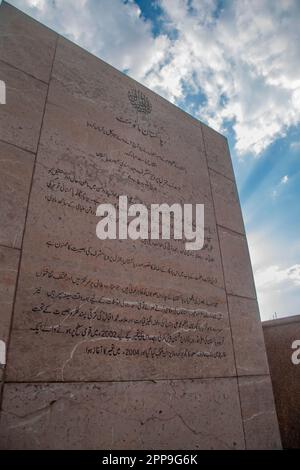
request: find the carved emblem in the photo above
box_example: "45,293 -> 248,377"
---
128,88 -> 152,115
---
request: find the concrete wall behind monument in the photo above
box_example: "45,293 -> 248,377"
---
0,2 -> 281,449
263,316 -> 300,448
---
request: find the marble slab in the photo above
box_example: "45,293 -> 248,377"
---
210,169 -> 245,235
0,61 -> 47,153
0,3 -> 282,450
201,124 -> 234,180
239,375 -> 282,449
0,141 -> 35,248
228,295 -> 269,375
6,87 -> 236,381
0,378 -> 245,449
0,2 -> 57,83
218,227 -> 257,299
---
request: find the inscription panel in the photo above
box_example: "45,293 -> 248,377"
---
6,38 -> 236,381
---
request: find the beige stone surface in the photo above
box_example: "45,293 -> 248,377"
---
218,227 -> 256,299
263,316 -> 300,448
0,4 -> 282,450
202,124 -> 234,180
0,141 -> 35,248
228,295 -> 269,376
239,375 -> 282,449
6,98 -> 235,380
0,246 -> 19,366
0,378 -> 245,449
0,2 -> 57,83
0,61 -> 47,153
6,37 -> 237,382
210,169 -> 245,235
50,37 -> 208,143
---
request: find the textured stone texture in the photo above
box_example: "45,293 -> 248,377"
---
0,141 -> 35,248
239,375 -> 282,450
0,246 -> 19,370
228,295 -> 269,376
6,38 -> 237,382
0,61 -> 47,153
0,1 -> 57,83
0,2 -> 281,450
218,227 -> 256,299
263,316 -> 300,448
0,379 -> 245,450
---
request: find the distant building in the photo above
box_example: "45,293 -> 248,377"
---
263,315 -> 300,448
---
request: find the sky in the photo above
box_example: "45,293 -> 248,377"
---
4,0 -> 300,321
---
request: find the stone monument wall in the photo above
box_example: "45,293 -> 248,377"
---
0,2 -> 281,449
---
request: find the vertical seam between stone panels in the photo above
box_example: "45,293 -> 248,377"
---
0,34 -> 59,409
236,376 -> 247,448
199,124 -> 247,450
226,162 -> 254,281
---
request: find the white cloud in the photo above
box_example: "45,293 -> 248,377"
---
145,0 -> 300,156
271,174 -> 289,198
9,0 -> 300,156
10,0 -> 170,82
255,264 -> 300,290
254,263 -> 300,318
290,141 -> 300,151
247,229 -> 300,320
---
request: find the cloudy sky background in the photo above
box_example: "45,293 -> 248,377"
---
5,0 -> 300,320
